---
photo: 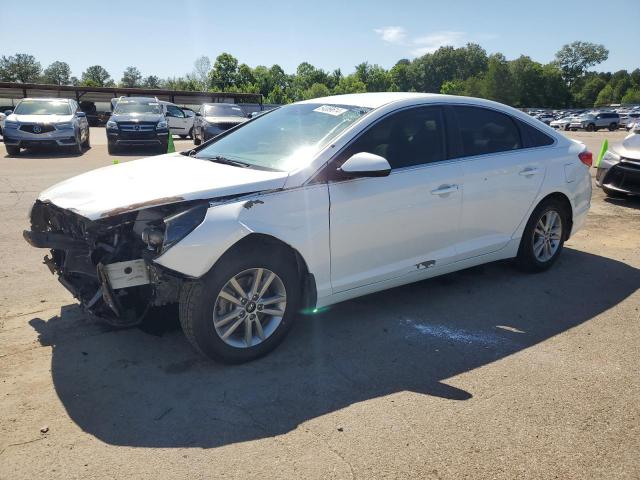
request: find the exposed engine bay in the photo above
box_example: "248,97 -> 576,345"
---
23,199 -> 209,327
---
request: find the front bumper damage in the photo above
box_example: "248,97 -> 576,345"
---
24,200 -> 188,327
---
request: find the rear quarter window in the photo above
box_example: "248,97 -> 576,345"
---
516,119 -> 555,148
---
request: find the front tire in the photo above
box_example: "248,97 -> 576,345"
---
179,245 -> 301,363
586,124 -> 595,132
516,199 -> 568,272
107,141 -> 117,155
5,145 -> 20,156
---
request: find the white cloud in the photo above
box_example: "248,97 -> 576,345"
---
374,26 -> 407,45
410,31 -> 466,56
374,26 -> 490,58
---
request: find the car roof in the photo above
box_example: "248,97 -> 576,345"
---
202,103 -> 242,107
297,92 -> 436,109
19,97 -> 71,102
119,96 -> 158,102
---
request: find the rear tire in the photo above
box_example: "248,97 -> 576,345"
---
608,123 -> 618,131
193,132 -> 201,146
5,145 -> 20,156
516,198 -> 568,273
179,135 -> 187,139
179,244 -> 301,363
83,130 -> 91,149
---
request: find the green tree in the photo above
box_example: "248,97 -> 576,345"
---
621,88 -> 640,105
541,64 -> 570,108
594,84 -> 615,106
509,56 -> 545,107
142,75 -> 161,88
0,53 -> 41,82
303,82 -> 331,100
266,85 -> 290,104
333,75 -> 367,95
209,53 -> 239,91
554,41 -> 609,86
440,80 -> 465,95
236,63 -> 256,89
482,54 -> 515,105
575,76 -> 606,106
42,61 -> 71,85
120,66 -> 142,88
81,65 -> 112,87
389,60 -> 414,92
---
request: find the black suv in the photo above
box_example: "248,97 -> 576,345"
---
106,97 -> 169,154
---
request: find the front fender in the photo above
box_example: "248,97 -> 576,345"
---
153,184 -> 332,299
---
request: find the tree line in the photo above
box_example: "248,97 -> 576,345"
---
1,41 -> 639,107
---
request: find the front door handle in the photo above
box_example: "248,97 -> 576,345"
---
519,168 -> 539,177
431,184 -> 459,196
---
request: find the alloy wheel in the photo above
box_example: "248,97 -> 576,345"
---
212,268 -> 287,348
532,210 -> 562,262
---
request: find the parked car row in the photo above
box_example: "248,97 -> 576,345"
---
528,105 -> 640,132
1,96 -> 261,156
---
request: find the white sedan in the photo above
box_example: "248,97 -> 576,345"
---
24,92 -> 592,363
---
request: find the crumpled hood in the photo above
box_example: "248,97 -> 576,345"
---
38,153 -> 288,220
204,115 -> 246,124
610,133 -> 640,161
10,113 -> 73,123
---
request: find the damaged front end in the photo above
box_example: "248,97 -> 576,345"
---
24,200 -> 207,327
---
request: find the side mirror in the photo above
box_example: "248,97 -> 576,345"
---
338,152 -> 391,178
76,111 -> 86,118
4,110 -> 13,116
195,112 -> 201,117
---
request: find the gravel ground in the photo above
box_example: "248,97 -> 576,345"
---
0,129 -> 638,479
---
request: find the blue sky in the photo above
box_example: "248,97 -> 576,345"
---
2,0 -> 638,81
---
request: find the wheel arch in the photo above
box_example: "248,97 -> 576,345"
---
534,192 -> 573,240
213,232 -> 318,311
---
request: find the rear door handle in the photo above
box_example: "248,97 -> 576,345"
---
430,184 -> 459,196
519,168 -> 539,177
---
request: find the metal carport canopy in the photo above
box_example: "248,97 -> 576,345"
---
0,82 -> 262,106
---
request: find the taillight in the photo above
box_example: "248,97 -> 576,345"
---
579,150 -> 593,167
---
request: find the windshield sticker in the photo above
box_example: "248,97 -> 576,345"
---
313,105 -> 348,116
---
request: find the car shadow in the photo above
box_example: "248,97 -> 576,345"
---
29,248 -> 639,448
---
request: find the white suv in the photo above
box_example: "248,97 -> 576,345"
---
25,93 -> 592,363
160,101 -> 195,139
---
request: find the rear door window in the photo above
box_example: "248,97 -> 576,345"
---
452,106 -> 521,157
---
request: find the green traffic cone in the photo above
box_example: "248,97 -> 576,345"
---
595,138 -> 608,168
167,132 -> 175,153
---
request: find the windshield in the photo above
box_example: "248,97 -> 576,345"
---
114,100 -> 162,115
203,104 -> 245,117
14,100 -> 71,115
196,103 -> 372,171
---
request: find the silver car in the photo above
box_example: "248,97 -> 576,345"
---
596,131 -> 640,197
2,98 -> 90,156
569,112 -> 620,132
